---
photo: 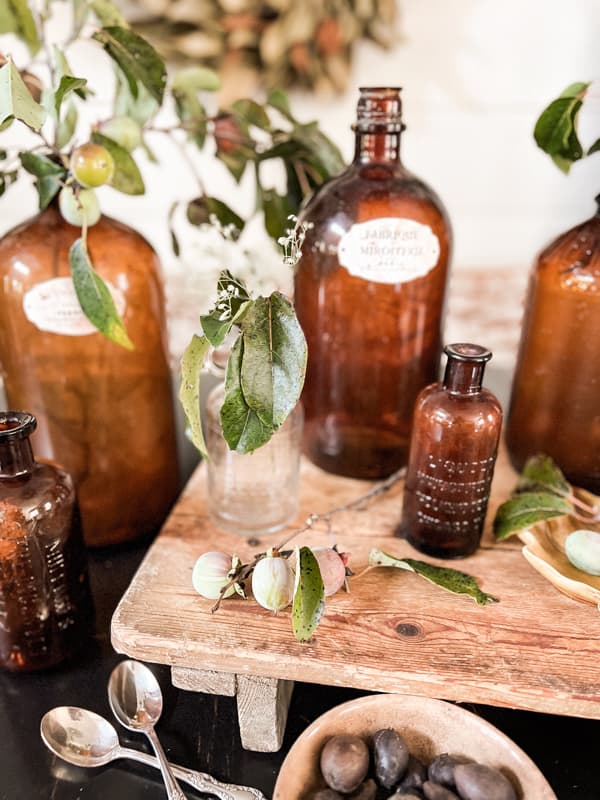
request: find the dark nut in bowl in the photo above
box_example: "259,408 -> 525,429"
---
273,694 -> 557,800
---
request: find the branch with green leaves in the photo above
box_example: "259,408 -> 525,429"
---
0,0 -> 344,348
179,269 -> 307,456
493,455 -> 600,541
194,469 -> 499,644
534,81 -> 599,173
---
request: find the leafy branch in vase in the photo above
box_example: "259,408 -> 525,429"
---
0,0 -> 344,347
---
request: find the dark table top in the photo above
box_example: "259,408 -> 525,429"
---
0,536 -> 598,800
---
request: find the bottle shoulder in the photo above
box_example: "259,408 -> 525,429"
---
415,384 -> 503,426
534,212 -> 600,289
0,462 -> 75,523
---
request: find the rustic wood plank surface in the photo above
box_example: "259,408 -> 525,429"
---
111,445 -> 600,720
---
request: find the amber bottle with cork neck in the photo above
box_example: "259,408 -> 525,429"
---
0,412 -> 92,671
398,344 -> 502,558
294,87 -> 452,479
506,197 -> 600,492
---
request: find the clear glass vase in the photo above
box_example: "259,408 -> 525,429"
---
205,382 -> 303,535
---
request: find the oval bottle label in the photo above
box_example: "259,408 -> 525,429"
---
23,277 -> 126,337
338,217 -> 441,284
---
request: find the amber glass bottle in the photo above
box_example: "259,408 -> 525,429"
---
0,411 -> 92,671
399,344 -> 502,558
294,87 -> 452,479
0,205 -> 179,546
506,199 -> 600,493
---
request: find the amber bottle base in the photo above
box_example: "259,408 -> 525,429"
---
303,419 -> 408,480
402,530 -> 479,560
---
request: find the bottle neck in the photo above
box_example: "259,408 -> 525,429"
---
353,131 -> 402,164
442,344 -> 492,395
0,437 -> 35,479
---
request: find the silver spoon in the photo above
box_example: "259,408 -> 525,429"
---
41,706 -> 266,800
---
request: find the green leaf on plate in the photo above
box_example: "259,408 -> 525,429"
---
0,60 -> 46,131
89,0 -> 129,28
368,549 -> 498,606
493,491 -> 571,541
179,333 -> 210,459
91,131 -> 145,195
69,237 -> 134,350
220,334 -> 272,453
54,75 -> 87,117
518,454 -> 570,496
93,26 -> 166,104
200,269 -> 251,347
239,292 -> 307,429
292,546 -> 325,642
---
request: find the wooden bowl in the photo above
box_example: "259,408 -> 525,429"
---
273,694 -> 557,799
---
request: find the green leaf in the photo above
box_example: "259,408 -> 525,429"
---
172,66 -> 220,93
179,334 -> 210,458
57,100 -> 77,148
0,167 -> 18,196
204,197 -> 244,236
240,292 -> 307,429
91,131 -> 145,195
0,2 -> 18,34
220,334 -> 272,453
267,88 -> 293,120
69,238 -> 134,350
493,491 -> 571,541
89,0 -> 129,27
534,82 -> 590,172
292,546 -> 325,642
0,60 -> 46,131
19,151 -> 66,210
232,98 -> 271,131
72,0 -> 88,28
518,455 -> 570,496
93,26 -> 166,104
368,549 -> 498,606
114,67 -> 159,126
54,75 -> 87,117
6,0 -> 40,55
292,122 -> 345,178
200,269 -> 251,347
262,188 -> 294,240
217,148 -> 249,183
588,138 -> 600,156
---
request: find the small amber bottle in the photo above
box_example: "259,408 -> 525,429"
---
0,411 -> 92,671
398,344 -> 502,558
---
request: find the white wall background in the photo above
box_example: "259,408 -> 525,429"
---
1,0 -> 599,360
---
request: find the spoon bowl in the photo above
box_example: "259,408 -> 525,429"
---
41,706 -> 120,769
108,659 -> 164,731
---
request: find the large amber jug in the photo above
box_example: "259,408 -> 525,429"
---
506,198 -> 600,493
295,88 -> 452,479
0,205 -> 179,546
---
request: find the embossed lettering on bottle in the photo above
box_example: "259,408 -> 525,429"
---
398,344 -> 503,558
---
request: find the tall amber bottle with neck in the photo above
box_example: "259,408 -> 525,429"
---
506,198 -> 600,493
294,87 -> 452,479
0,204 -> 179,546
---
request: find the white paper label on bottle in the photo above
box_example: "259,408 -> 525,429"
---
337,217 -> 440,284
23,277 -> 126,337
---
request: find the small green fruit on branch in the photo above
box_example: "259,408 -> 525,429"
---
368,549 -> 499,606
493,455 -> 600,541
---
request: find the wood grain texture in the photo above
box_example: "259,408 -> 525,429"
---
111,445 -> 600,720
236,675 -> 294,752
171,666 -> 236,696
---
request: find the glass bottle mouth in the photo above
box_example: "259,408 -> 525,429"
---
353,87 -> 405,132
444,343 -> 492,363
0,412 -> 37,440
